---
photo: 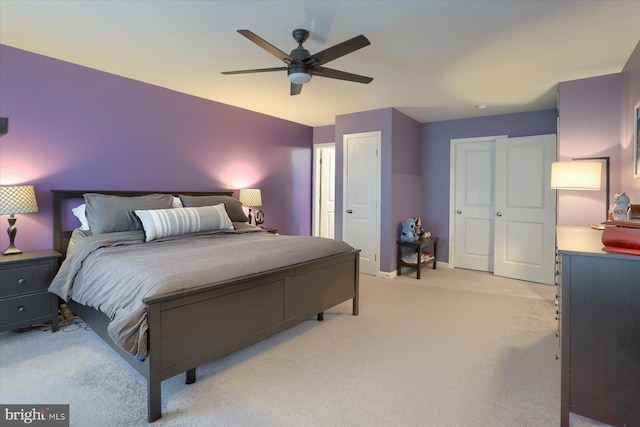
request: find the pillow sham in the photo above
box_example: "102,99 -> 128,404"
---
84,193 -> 174,235
134,204 -> 234,242
179,194 -> 249,222
71,203 -> 90,231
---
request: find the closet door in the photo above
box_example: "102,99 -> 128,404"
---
451,134 -> 556,285
494,134 -> 556,285
452,139 -> 496,272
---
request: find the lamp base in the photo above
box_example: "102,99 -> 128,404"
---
2,245 -> 22,255
4,215 -> 22,255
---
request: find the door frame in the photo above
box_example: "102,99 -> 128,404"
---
448,135 -> 507,268
312,142 -> 335,237
343,131 -> 381,275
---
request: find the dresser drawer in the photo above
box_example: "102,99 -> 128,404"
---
0,292 -> 55,329
1,263 -> 52,298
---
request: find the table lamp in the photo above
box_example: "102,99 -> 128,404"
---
239,189 -> 262,225
551,156 -> 610,226
0,185 -> 39,255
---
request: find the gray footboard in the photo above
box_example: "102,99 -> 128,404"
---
72,249 -> 359,423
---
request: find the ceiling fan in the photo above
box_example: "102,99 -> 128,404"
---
221,29 -> 373,95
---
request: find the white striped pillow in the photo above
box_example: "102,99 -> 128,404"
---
134,203 -> 233,242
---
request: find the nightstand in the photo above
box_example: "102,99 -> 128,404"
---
0,250 -> 62,332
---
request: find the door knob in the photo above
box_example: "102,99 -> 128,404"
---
496,212 -> 502,217
456,210 -> 462,214
347,209 -> 353,214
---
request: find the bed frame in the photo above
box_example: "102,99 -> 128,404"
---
51,190 -> 360,422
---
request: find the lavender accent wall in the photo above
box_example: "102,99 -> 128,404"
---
0,45 -> 313,253
421,109 -> 557,263
557,74 -> 622,226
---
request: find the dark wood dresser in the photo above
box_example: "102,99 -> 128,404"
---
0,250 -> 62,332
556,227 -> 640,427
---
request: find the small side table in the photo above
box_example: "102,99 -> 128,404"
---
397,237 -> 438,279
0,250 -> 62,332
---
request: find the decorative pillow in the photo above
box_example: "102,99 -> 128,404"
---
71,203 -> 90,231
134,204 -> 234,242
179,195 -> 249,222
84,193 -> 174,235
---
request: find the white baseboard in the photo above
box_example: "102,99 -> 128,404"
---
377,270 -> 396,279
377,261 -> 450,279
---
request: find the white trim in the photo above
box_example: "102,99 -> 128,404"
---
378,271 -> 396,279
448,135 -> 508,268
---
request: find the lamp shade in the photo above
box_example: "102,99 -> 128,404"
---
0,185 -> 39,214
239,189 -> 262,207
550,161 -> 602,190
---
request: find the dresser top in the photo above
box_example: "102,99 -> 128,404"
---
557,226 -> 638,261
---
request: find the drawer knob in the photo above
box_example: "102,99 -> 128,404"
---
17,278 -> 25,285
17,306 -> 25,312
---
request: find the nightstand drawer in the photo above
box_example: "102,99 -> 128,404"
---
0,292 -> 54,329
1,263 -> 52,298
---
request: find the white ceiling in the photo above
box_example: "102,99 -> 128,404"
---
1,1 -> 639,127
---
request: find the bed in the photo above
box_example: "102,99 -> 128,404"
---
49,190 -> 360,422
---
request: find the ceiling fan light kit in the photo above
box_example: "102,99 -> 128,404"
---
222,28 -> 372,95
288,72 -> 311,85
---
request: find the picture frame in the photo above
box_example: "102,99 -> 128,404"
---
635,100 -> 640,179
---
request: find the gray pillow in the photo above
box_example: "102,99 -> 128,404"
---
84,193 -> 174,235
179,195 -> 249,222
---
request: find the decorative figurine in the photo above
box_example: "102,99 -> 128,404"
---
613,193 -> 630,221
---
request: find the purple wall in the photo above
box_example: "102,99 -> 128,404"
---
312,125 -> 335,144
334,108 -> 393,247
315,110 -> 421,274
0,45 -> 313,253
421,109 -> 558,263
390,109 -> 422,271
620,41 -> 640,200
557,74 -> 622,226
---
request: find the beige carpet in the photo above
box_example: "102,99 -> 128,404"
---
0,268 -> 602,426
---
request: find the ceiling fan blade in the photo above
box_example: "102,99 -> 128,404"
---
237,29 -> 292,64
290,83 -> 303,96
221,66 -> 287,75
313,67 -> 373,84
309,35 -> 370,66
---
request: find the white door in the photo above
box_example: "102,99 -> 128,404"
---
452,139 -> 499,271
450,134 -> 557,285
343,131 -> 380,276
314,145 -> 336,238
494,135 -> 556,285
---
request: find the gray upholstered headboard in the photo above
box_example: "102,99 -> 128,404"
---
51,190 -> 233,256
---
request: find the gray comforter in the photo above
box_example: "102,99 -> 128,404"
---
49,228 -> 354,359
